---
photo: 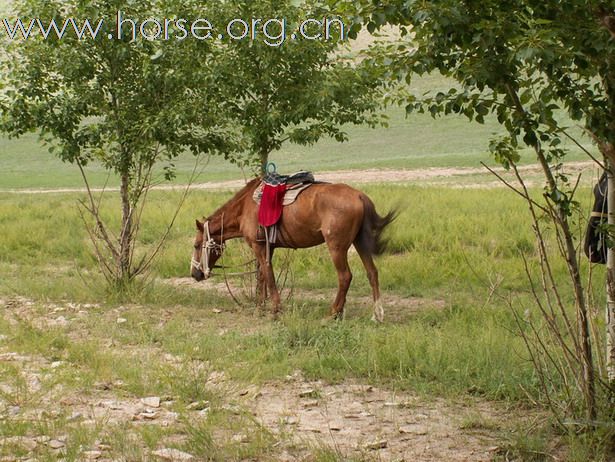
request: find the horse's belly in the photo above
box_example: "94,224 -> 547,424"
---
276,223 -> 325,248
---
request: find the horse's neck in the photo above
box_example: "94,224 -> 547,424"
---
216,193 -> 247,241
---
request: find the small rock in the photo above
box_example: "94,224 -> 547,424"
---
8,406 -> 20,415
399,425 -> 428,435
116,318 -> 127,324
221,404 -> 241,415
207,371 -> 225,384
364,440 -> 388,450
51,361 -> 64,369
48,439 -> 66,449
187,401 -> 210,411
302,400 -> 319,408
283,416 -> 299,425
139,411 -> 159,420
141,397 -> 161,408
299,389 -> 318,398
69,411 -> 83,421
152,448 -> 195,461
232,434 -> 249,443
299,426 -> 322,433
83,450 -> 103,460
35,435 -> 51,443
212,309 -> 223,314
0,335 -> 7,342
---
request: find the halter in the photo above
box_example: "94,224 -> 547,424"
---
191,220 -> 225,278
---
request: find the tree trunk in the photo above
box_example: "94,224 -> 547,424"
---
119,172 -> 132,282
607,163 -> 615,384
259,150 -> 269,176
506,84 -> 597,420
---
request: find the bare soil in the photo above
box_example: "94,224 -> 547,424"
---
0,296 -> 542,461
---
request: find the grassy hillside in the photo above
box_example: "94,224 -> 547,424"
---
0,83 -> 594,190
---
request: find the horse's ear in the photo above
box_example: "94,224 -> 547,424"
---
196,220 -> 204,232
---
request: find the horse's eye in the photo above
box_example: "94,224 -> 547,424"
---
194,244 -> 200,249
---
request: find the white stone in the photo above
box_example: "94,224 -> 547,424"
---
48,439 -> 66,449
83,451 -> 102,460
141,397 -> 161,408
152,448 -> 195,461
364,440 -> 388,450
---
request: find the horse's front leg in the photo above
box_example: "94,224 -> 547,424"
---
253,244 -> 281,318
255,261 -> 268,307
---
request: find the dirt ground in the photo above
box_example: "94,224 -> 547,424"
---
0,294 -> 548,461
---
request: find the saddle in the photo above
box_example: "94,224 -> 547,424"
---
252,170 -> 315,244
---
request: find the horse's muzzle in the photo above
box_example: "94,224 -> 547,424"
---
192,268 -> 206,282
192,267 -> 212,281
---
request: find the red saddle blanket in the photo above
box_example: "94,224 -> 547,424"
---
258,183 -> 288,227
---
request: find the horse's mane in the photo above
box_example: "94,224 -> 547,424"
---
206,177 -> 261,219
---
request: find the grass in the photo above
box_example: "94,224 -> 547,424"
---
1,183 -> 613,460
0,183 -> 605,385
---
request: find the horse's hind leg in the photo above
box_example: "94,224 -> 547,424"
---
326,247 -> 353,320
354,242 -> 384,323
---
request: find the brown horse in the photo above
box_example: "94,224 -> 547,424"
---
191,178 -> 397,321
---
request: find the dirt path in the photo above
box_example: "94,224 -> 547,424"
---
0,161 -> 600,194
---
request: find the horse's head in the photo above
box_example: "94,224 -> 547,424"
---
584,172 -> 608,264
191,218 -> 225,281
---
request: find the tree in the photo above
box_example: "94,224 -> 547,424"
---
1,0 -> 237,286
337,0 -> 615,423
210,0 -> 384,173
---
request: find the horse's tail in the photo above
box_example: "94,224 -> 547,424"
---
356,195 -> 398,256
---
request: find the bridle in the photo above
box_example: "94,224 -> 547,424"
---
191,219 -> 226,278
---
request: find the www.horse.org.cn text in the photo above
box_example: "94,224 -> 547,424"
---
1,11 -> 347,47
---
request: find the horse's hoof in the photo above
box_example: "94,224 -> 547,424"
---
371,314 -> 384,324
322,313 -> 342,325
